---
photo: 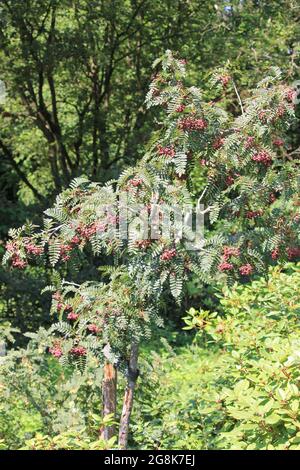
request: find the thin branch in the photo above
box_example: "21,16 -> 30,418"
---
232,80 -> 245,115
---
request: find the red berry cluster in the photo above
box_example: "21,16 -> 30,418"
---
244,136 -> 255,149
160,248 -> 176,261
87,324 -> 100,334
286,247 -> 300,260
157,145 -> 175,157
49,346 -> 62,358
53,292 -> 61,301
70,346 -> 87,356
76,223 -> 97,240
219,75 -> 230,87
5,241 -> 16,253
239,264 -> 253,276
246,210 -> 263,219
128,178 -> 143,188
276,106 -> 286,118
285,87 -> 297,103
223,246 -> 240,259
271,247 -> 280,260
218,246 -> 241,272
218,261 -> 234,272
226,175 -> 235,186
71,235 -> 81,245
252,150 -> 273,166
212,137 -> 225,149
273,138 -> 284,147
60,243 -> 73,262
178,117 -> 207,131
24,242 -> 43,256
175,104 -> 185,113
67,311 -> 79,321
6,241 -> 28,269
135,239 -> 151,250
258,111 -> 267,122
11,257 -> 27,269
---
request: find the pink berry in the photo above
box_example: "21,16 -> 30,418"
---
244,136 -> 255,149
226,175 -> 235,186
129,178 -> 143,187
179,117 -> 207,131
252,150 -> 273,166
213,138 -> 225,150
285,88 -> 297,103
157,145 -> 175,158
273,138 -> 284,147
218,261 -> 234,272
223,246 -> 240,260
175,104 -> 185,113
87,324 -> 100,334
239,264 -> 253,275
70,346 -> 87,356
67,311 -> 79,321
219,75 -> 230,87
25,243 -> 43,256
286,247 -> 300,260
135,239 -> 151,250
11,257 -> 27,269
246,210 -> 262,219
160,248 -> 177,261
49,346 -> 62,358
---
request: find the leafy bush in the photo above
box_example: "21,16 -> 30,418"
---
0,339 -> 105,449
131,263 -> 300,450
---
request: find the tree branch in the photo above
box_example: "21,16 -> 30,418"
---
0,138 -> 44,201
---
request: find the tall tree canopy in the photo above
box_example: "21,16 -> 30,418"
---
0,0 -> 299,207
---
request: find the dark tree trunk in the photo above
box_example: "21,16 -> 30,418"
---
118,342 -> 139,449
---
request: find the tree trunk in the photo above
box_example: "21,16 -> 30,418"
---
118,342 -> 139,449
101,361 -> 117,441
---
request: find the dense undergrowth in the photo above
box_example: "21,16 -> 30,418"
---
132,262 -> 300,450
1,263 -> 300,450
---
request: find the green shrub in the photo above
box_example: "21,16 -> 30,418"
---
132,263 -> 300,450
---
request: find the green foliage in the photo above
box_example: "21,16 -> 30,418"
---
2,263 -> 300,449
21,431 -> 116,451
1,0 -> 299,204
131,263 -> 300,450
0,339 -> 106,449
0,266 -> 52,343
21,414 -> 117,450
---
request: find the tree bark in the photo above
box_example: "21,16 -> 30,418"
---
101,361 -> 117,441
118,342 -> 139,449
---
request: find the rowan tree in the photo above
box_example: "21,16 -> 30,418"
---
3,51 -> 300,448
